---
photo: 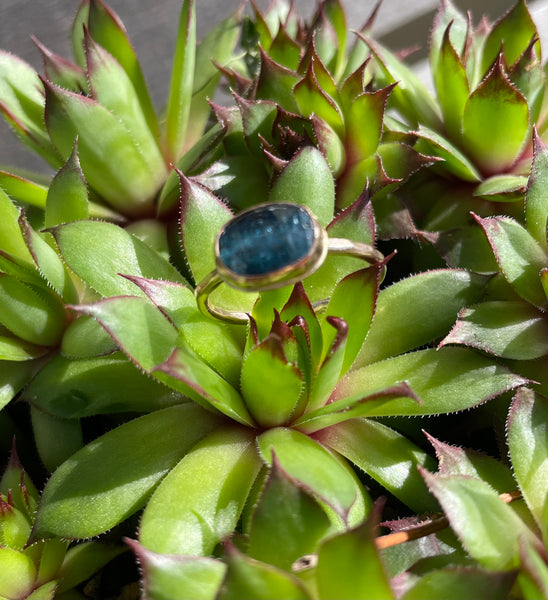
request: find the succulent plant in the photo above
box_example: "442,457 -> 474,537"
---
194,0 -> 437,218
24,173 -> 524,598
0,0 -> 548,597
0,0 -> 240,224
439,132 -> 548,393
0,443 -> 124,599
368,0 -> 548,269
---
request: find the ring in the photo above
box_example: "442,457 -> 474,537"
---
195,202 -> 384,324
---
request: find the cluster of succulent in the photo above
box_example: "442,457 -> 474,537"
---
0,0 -> 548,598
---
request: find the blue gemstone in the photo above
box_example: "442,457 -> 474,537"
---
218,204 -> 316,276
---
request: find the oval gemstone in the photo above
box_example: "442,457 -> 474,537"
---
218,203 -> 316,276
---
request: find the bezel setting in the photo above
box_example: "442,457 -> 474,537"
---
214,203 -> 328,292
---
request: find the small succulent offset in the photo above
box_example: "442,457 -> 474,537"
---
0,0 -> 548,598
0,443 -> 124,600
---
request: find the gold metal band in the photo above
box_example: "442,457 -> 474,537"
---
195,238 -> 384,325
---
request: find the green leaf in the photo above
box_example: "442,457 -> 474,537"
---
257,427 -> 371,527
280,283 -> 323,371
126,276 -> 244,387
71,1 -> 89,67
0,335 -> 47,361
508,388 -> 548,529
322,266 -> 379,374
359,34 -> 442,130
0,361 -> 37,410
322,0 -> 348,79
255,50 -> 300,112
24,353 -> 183,418
154,343 -> 254,426
307,317 -> 348,412
269,147 -> 335,228
433,23 -> 469,140
294,66 -> 344,138
413,126 -> 482,182
297,382 -> 420,434
304,190 -> 376,303
429,0 -> 468,73
319,418 -> 438,512
345,86 -> 392,164
475,214 -> 548,308
241,335 -> 303,428
197,155 -> 271,213
84,32 -> 166,179
185,9 -> 241,148
248,457 -> 330,570
139,426 -> 262,555
86,0 -> 158,138
462,58 -> 529,175
312,116 -> 346,178
129,540 -> 226,600
421,470 -> 539,570
53,220 -> 186,298
219,543 -> 311,600
45,142 -> 89,227
0,497 -> 31,550
19,216 -> 78,304
0,447 -> 39,518
431,225 -> 500,273
0,51 -> 60,167
402,567 -> 515,600
166,0 -> 196,162
518,542 -> 548,600
0,547 -> 37,599
44,82 -> 162,216
473,174 -> 527,201
34,538 -> 69,587
267,25 -> 302,71
0,275 -> 66,346
31,407 -> 83,472
426,433 -> 517,494
157,123 -> 225,214
526,131 -> 548,250
356,270 -> 488,367
0,189 -> 34,266
440,300 -> 548,360
179,173 -> 232,284
75,296 -> 178,372
56,542 -> 125,594
34,404 -> 221,539
316,515 -> 394,600
60,314 -> 117,359
235,95 -> 277,157
26,581 -> 58,600
334,347 -> 528,417
481,0 -> 540,76
33,37 -> 87,92
0,170 -> 48,209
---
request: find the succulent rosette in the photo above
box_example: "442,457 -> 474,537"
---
0,444 -> 124,599
0,158 -> 194,475
0,0 -> 240,227
0,0 -> 240,472
186,0 -> 437,220
440,133 -> 548,399
25,165 -> 527,598
1,0 -> 548,597
361,0 -> 546,269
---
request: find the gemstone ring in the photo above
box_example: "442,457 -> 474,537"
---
195,202 -> 384,324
